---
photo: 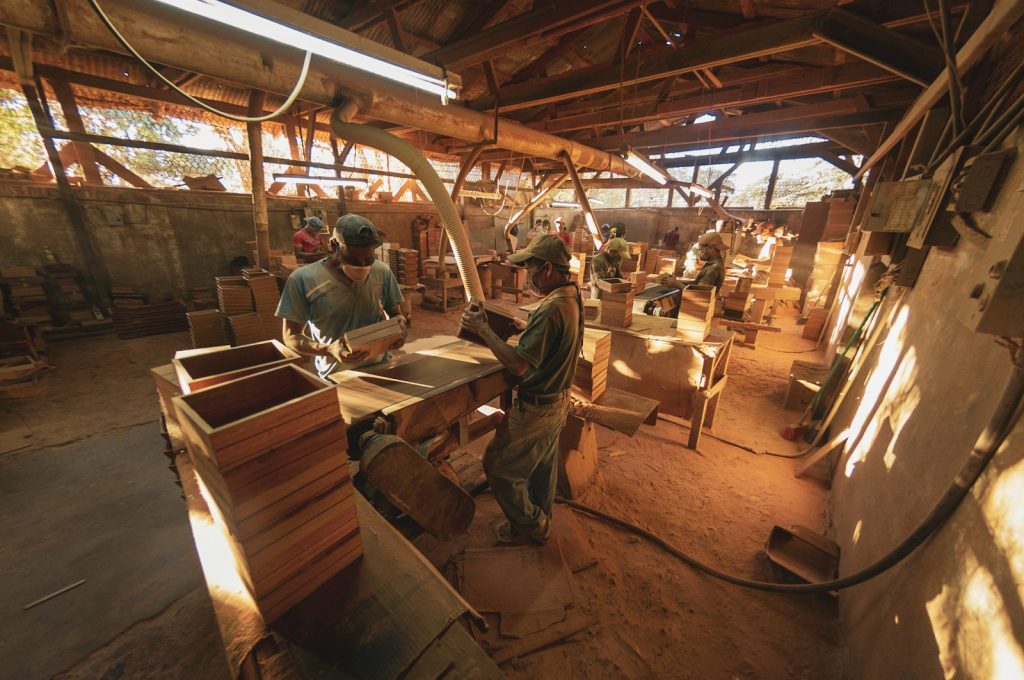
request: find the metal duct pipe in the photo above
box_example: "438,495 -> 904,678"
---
0,0 -> 643,177
331,109 -> 485,302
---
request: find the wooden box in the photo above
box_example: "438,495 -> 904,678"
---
768,246 -> 794,287
785,361 -> 828,411
344,317 -> 406,357
601,290 -> 634,327
597,277 -> 633,294
457,301 -> 521,346
174,365 -> 339,470
173,340 -> 301,394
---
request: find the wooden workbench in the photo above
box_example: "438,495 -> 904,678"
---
177,453 -> 502,679
329,337 -> 516,442
583,314 -> 733,449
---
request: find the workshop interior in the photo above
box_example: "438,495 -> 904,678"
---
1,1 -> 1023,678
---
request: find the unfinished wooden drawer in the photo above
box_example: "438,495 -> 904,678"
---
173,340 -> 301,393
174,365 -> 339,470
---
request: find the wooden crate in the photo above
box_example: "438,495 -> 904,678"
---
767,246 -> 794,287
173,340 -> 301,394
677,288 -> 714,342
228,312 -> 269,346
597,277 -> 633,294
601,290 -> 634,327
187,310 -> 228,348
174,365 -> 338,470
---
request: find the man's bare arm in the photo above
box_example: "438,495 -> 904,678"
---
281,319 -> 368,364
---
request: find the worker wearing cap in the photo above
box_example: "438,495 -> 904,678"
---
460,234 -> 583,545
293,216 -> 326,264
553,216 -> 573,250
277,214 -> 405,379
690,231 -> 729,291
589,237 -> 630,299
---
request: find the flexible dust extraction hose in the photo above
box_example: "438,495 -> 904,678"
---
559,360 -> 1024,593
330,108 -> 485,302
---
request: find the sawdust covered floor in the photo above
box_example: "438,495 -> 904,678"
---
415,304 -> 843,680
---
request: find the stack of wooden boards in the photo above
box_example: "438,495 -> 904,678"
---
802,307 -> 828,341
172,359 -> 360,623
216,276 -> 254,316
573,328 -> 611,401
598,278 -> 634,327
676,288 -> 715,342
1,267 -> 49,324
112,301 -> 188,339
387,248 -> 421,286
187,310 -> 228,348
768,246 -> 794,287
343,316 -> 406,357
244,269 -> 281,341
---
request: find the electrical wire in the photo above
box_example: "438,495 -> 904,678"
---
559,359 -> 1024,593
87,0 -> 312,123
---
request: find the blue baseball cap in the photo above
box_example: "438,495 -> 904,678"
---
304,216 -> 323,229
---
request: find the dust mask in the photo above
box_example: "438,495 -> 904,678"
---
343,264 -> 372,282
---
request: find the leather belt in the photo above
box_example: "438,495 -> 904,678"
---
518,391 -> 568,406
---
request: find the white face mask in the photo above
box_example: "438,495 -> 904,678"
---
342,264 -> 372,282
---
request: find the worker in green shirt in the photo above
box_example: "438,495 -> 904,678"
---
460,234 -> 583,545
589,237 -> 630,299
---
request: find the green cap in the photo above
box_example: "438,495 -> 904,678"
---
606,238 -> 631,259
508,234 -> 571,267
335,214 -> 380,246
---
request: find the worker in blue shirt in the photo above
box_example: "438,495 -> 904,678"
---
276,214 -> 405,379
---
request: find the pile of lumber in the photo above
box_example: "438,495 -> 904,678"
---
187,310 -> 228,348
387,248 -> 421,286
216,276 -> 254,316
112,301 -> 188,339
0,355 -> 51,398
343,317 -> 406,357
806,243 -> 844,305
172,341 -> 302,394
676,288 -> 715,342
768,246 -> 794,287
110,286 -> 147,307
1,266 -> 49,324
573,328 -> 611,401
44,264 -> 93,323
244,269 -> 280,341
174,365 -> 360,622
228,313 -> 268,346
190,287 -> 217,310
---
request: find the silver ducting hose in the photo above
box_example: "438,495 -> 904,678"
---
330,108 -> 484,302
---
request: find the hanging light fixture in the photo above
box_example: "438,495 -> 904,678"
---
273,173 -> 368,187
148,0 -> 459,101
621,146 -> 670,185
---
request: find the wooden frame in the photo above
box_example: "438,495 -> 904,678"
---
172,340 -> 301,394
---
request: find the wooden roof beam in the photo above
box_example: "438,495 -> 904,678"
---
532,61 -> 901,134
657,141 -> 845,168
467,7 -> 952,112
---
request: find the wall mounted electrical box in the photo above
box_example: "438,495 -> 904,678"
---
960,144 -> 1024,337
862,179 -> 932,233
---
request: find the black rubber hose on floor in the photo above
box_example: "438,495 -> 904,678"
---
558,362 -> 1024,593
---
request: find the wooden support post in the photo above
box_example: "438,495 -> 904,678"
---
560,151 -> 601,249
328,133 -> 347,213
246,90 -> 271,270
764,159 -> 780,210
48,79 -> 102,185
285,120 -> 308,198
90,147 -> 152,188
8,28 -> 110,304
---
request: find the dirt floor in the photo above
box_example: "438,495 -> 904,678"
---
0,293 -> 842,679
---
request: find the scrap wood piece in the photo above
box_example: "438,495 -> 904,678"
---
23,579 -> 86,610
552,507 -> 598,573
461,541 -> 573,616
490,615 -> 598,665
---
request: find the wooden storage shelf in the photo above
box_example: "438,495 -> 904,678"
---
172,339 -> 301,393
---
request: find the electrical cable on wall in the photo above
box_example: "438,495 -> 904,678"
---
87,0 -> 312,123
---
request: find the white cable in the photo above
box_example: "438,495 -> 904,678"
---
87,0 -> 311,123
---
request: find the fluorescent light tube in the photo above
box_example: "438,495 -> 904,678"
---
689,184 -> 714,198
551,200 -> 582,208
150,0 -> 458,100
273,173 -> 368,187
623,148 -> 669,185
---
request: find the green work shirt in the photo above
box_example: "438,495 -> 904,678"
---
276,259 -> 403,378
590,251 -> 621,284
693,257 -> 725,291
514,284 -> 583,397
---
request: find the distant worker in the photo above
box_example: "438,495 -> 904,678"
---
610,222 -> 627,240
688,232 -> 729,291
293,216 -> 326,264
600,223 -> 612,242
663,226 -> 680,250
460,234 -> 583,545
277,214 -> 406,379
589,237 -> 630,299
553,216 -> 573,250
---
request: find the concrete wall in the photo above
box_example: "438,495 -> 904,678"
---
828,139 -> 1024,678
